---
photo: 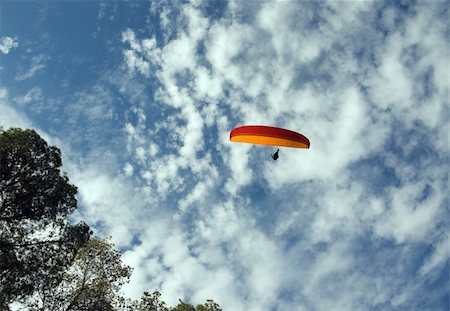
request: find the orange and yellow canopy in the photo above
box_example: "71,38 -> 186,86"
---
230,125 -> 310,149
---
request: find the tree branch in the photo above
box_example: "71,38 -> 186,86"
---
0,239 -> 64,249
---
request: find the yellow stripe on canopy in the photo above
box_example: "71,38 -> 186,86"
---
230,135 -> 309,148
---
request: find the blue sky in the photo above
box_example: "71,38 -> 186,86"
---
1,1 -> 449,310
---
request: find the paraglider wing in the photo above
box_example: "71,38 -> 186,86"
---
229,125 -> 310,148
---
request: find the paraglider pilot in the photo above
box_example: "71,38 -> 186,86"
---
271,149 -> 280,160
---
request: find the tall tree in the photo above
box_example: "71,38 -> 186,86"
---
0,128 -> 90,308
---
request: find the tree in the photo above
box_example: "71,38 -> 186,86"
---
169,299 -> 222,311
128,292 -> 222,311
194,300 -> 222,311
26,239 -> 133,311
170,300 -> 195,311
0,128 -> 90,308
131,290 -> 168,311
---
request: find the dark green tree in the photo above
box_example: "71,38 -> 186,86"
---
0,128 -> 90,308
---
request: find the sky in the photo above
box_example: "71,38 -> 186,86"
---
1,0 -> 449,310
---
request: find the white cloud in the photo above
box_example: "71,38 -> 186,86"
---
420,232 -> 449,276
373,173 -> 446,243
116,1 -> 449,309
0,36 -> 18,54
15,87 -> 43,105
123,162 -> 134,177
69,161 -> 150,248
122,49 -> 151,77
15,54 -> 47,81
0,88 -> 33,129
0,88 -> 8,100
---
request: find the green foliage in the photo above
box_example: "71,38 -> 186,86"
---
34,239 -> 133,310
195,300 -> 222,311
169,299 -> 222,311
0,128 -> 90,306
170,300 -> 196,311
131,290 -> 168,311
0,128 -> 71,220
128,292 -> 222,311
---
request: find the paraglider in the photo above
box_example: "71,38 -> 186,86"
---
271,149 -> 280,160
229,125 -> 310,160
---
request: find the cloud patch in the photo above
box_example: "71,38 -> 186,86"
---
15,54 -> 48,81
0,36 -> 18,54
